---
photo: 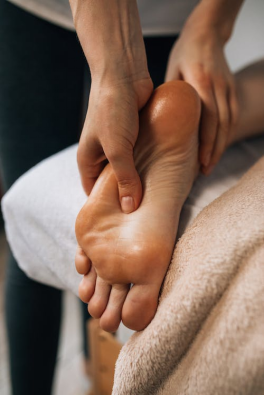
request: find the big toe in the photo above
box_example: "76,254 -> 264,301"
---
100,284 -> 129,333
122,284 -> 159,331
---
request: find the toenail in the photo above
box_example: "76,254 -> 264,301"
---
121,196 -> 135,214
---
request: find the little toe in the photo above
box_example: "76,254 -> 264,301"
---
88,277 -> 111,319
100,284 -> 130,333
122,284 -> 159,331
75,245 -> 91,275
79,266 -> 97,303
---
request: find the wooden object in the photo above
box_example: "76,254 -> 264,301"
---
88,319 -> 122,395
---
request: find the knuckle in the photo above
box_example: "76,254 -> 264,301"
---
107,149 -> 122,163
215,74 -> 227,90
198,74 -> 211,90
192,64 -> 212,89
106,142 -> 132,163
118,177 -> 137,190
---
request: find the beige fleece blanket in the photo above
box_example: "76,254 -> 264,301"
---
113,157 -> 264,395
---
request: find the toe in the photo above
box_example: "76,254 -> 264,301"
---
88,277 -> 111,319
79,267 -> 97,303
122,284 -> 159,331
75,246 -> 91,275
100,284 -> 130,333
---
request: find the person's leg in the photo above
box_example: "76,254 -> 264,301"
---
0,2 -> 86,393
0,3 -> 86,189
229,59 -> 264,145
4,256 -> 63,395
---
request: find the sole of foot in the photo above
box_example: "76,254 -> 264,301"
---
76,81 -> 201,332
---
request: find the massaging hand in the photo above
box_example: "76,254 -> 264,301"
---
77,77 -> 153,213
70,0 -> 153,213
165,0 -> 240,175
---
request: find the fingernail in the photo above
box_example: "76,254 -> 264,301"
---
121,196 -> 135,214
203,153 -> 211,167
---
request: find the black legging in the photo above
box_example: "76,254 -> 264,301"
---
0,1 -> 177,394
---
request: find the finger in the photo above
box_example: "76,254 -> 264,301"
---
77,134 -> 106,195
207,80 -> 230,171
164,64 -> 181,83
106,144 -> 142,214
186,72 -> 218,168
227,81 -> 239,147
75,245 -> 91,275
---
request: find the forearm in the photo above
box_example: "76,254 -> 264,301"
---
69,0 -> 149,85
185,0 -> 244,44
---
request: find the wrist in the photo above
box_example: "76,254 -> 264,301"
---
184,0 -> 243,46
90,70 -> 153,111
184,13 -> 227,47
182,19 -> 226,50
89,46 -> 150,87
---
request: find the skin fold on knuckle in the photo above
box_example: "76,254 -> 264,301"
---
106,139 -> 133,163
118,176 -> 138,192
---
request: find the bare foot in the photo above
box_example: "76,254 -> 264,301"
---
75,81 -> 201,332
